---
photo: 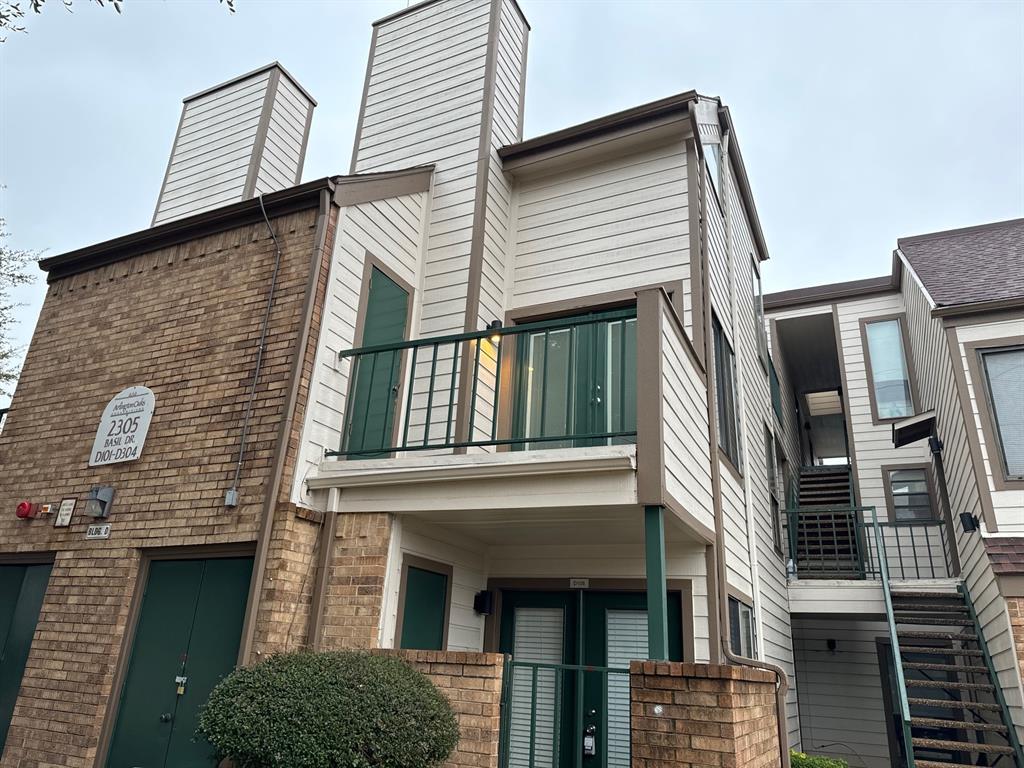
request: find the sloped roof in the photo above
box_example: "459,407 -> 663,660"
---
898,218 -> 1024,310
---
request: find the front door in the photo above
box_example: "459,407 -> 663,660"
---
499,589 -> 683,768
0,562 -> 52,752
107,556 -> 253,768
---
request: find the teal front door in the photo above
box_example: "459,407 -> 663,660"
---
0,562 -> 52,752
107,556 -> 253,768
499,589 -> 682,768
511,310 -> 636,448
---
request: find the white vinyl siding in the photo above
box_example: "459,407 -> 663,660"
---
254,75 -> 313,194
901,268 -> 1024,733
292,192 -> 428,507
509,139 -> 690,311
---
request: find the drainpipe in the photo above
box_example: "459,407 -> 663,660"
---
688,101 -> 791,768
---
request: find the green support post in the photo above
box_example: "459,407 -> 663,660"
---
644,505 -> 669,660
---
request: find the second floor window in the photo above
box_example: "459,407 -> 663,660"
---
863,317 -> 915,421
713,315 -> 742,468
887,467 -> 934,521
978,346 -> 1024,480
751,259 -> 768,364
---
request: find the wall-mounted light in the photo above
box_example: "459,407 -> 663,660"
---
959,512 -> 980,534
473,590 -> 494,615
487,319 -> 502,344
85,486 -> 115,519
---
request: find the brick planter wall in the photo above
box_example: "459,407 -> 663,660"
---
630,661 -> 781,768
375,650 -> 506,768
1009,597 -> 1024,686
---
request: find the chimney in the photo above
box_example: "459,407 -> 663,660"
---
350,0 -> 529,337
152,62 -> 316,226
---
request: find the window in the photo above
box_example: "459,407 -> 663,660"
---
862,316 -> 915,421
769,359 -> 783,423
704,143 -> 722,198
978,346 -> 1024,480
728,597 -> 755,657
751,259 -> 768,365
887,468 -> 934,521
713,315 -> 742,469
765,425 -> 783,554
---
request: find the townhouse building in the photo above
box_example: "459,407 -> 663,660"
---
0,1 -> 1020,767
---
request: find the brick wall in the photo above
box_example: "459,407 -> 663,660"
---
1009,597 -> 1024,687
630,661 -> 781,768
319,512 -> 394,649
0,205 -> 324,766
375,649 -> 505,768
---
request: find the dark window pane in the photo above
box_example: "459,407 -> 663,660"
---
981,347 -> 1024,478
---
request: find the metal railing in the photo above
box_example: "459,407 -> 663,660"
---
786,506 -> 952,580
873,506 -> 916,768
499,660 -> 632,768
328,309 -> 638,458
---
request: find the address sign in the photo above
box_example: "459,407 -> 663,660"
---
89,386 -> 156,467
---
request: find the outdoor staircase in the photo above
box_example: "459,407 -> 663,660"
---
792,466 -> 859,578
889,587 -> 1023,767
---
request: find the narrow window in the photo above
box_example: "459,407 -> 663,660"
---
728,597 -> 755,657
887,468 -> 934,521
978,346 -> 1024,480
704,143 -> 722,198
713,315 -> 742,469
863,317 -> 915,420
769,359 -> 783,423
764,425 -> 782,554
751,259 -> 768,365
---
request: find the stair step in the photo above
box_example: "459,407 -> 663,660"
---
892,593 -> 962,606
899,630 -> 977,641
908,697 -> 1002,712
894,615 -> 975,626
911,717 -> 1008,734
912,737 -> 1015,754
917,763 -> 992,768
907,679 -> 994,692
902,661 -> 988,674
897,606 -> 966,618
901,646 -> 985,657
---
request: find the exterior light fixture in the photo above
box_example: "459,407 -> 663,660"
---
85,486 -> 115,519
487,319 -> 502,344
959,512 -> 980,534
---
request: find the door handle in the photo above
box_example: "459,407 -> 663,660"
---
159,712 -> 173,723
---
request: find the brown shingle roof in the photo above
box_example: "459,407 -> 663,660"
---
898,218 -> 1024,310
985,538 -> 1024,575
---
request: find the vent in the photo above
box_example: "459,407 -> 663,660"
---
152,62 -> 316,226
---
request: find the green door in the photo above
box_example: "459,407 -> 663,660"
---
0,562 -> 52,752
399,565 -> 448,650
512,310 -> 636,449
107,556 -> 253,768
343,266 -> 410,458
499,589 -> 682,768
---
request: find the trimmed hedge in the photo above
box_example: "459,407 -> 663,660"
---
790,751 -> 849,768
198,651 -> 460,768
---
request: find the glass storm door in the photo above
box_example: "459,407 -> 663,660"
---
511,310 -> 636,449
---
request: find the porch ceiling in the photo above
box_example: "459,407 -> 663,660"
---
775,313 -> 842,393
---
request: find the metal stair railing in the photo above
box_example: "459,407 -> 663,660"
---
959,582 -> 1024,766
873,505 -> 917,768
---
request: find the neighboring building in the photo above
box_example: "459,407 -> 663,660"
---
0,3 -> 1020,768
766,217 -> 1024,767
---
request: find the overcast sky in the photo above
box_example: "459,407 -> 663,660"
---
1,0 -> 1022,406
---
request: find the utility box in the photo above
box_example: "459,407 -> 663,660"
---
152,62 -> 316,226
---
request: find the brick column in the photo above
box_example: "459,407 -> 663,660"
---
319,512 -> 393,649
630,661 -> 781,768
374,650 -> 506,768
1008,597 -> 1024,686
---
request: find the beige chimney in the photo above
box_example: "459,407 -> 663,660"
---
152,62 -> 316,226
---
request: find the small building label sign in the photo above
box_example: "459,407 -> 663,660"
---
85,523 -> 112,540
89,386 -> 156,467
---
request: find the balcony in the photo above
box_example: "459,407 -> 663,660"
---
328,307 -> 639,459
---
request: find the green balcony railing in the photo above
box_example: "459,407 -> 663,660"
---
328,309 -> 638,458
786,506 -> 953,581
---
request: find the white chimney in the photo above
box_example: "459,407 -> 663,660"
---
152,62 -> 316,226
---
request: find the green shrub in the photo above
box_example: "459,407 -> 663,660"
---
790,750 -> 849,768
198,651 -> 460,768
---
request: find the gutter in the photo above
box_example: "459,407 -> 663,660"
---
688,102 -> 792,768
237,186 -> 334,663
